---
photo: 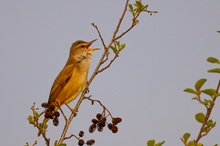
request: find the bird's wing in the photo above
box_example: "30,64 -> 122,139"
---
48,64 -> 75,104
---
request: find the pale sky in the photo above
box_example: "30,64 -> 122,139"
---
0,0 -> 220,146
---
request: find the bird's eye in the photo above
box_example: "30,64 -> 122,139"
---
81,45 -> 86,48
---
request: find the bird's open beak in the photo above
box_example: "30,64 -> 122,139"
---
87,39 -> 100,51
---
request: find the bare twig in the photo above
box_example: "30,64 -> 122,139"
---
32,141 -> 37,146
97,55 -> 118,73
112,0 -> 129,40
59,107 -> 67,122
64,134 -> 79,141
85,97 -> 114,119
91,23 -> 107,49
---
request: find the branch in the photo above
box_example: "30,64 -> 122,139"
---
30,103 -> 50,146
97,54 -> 118,73
85,97 -> 114,119
57,0 -> 157,144
194,80 -> 220,143
112,0 -> 129,40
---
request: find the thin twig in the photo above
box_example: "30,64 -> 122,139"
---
91,23 -> 107,49
85,97 -> 114,119
59,107 -> 67,122
32,141 -> 37,146
97,55 -> 118,73
112,0 -> 130,40
64,134 -> 79,141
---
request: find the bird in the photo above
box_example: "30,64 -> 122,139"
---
38,39 -> 99,136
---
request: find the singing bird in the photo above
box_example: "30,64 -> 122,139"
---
38,39 -> 99,136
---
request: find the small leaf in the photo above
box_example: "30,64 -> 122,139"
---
187,141 -> 196,146
195,112 -> 205,123
27,115 -> 33,123
155,141 -> 165,146
183,132 -> 191,142
207,119 -> 213,127
57,144 -> 66,146
54,140 -> 58,146
208,68 -> 220,74
207,57 -> 220,64
33,111 -> 39,118
110,46 -> 118,54
184,88 -> 196,94
135,1 -> 143,9
217,30 -> 220,33
147,140 -> 155,146
128,4 -> 134,13
197,143 -> 204,146
195,78 -> 207,91
202,88 -> 216,97
134,19 -> 139,25
119,44 -> 126,52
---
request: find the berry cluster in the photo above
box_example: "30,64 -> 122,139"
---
78,131 -> 95,146
89,113 -> 122,134
41,102 -> 60,126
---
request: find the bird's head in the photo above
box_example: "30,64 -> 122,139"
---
70,39 -> 99,61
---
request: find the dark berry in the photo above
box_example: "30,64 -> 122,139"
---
91,119 -> 98,124
78,139 -> 84,146
86,139 -> 95,145
97,126 -> 103,132
41,102 -> 48,108
53,118 -> 59,126
107,123 -> 113,130
96,113 -> 102,120
49,104 -> 55,110
54,111 -> 60,117
45,108 -> 51,113
89,124 -> 96,133
79,131 -> 84,137
44,112 -> 52,119
111,125 -> 118,133
112,117 -> 122,125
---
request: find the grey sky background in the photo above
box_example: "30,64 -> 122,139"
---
0,0 -> 220,145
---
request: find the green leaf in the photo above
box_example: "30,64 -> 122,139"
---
197,143 -> 204,146
207,119 -> 213,127
183,132 -> 191,142
155,141 -> 165,146
200,99 -> 212,106
195,78 -> 207,91
202,88 -> 216,97
217,30 -> 220,33
128,4 -> 134,13
195,112 -> 205,123
33,111 -> 39,118
110,46 -> 118,54
119,43 -> 126,52
187,141 -> 196,146
207,57 -> 220,64
208,68 -> 220,74
57,144 -> 66,146
135,1 -> 143,9
184,88 -> 196,94
147,140 -> 155,146
214,144 -> 218,146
